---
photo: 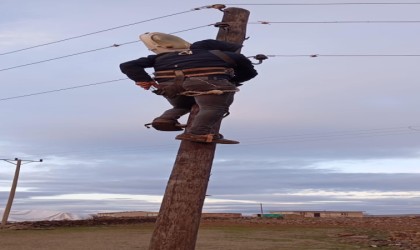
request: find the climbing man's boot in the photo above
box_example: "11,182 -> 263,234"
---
145,118 -> 186,131
175,133 -> 239,144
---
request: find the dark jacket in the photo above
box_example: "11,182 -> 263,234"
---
120,39 -> 257,85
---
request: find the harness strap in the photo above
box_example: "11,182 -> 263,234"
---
209,50 -> 237,67
180,88 -> 239,96
154,67 -> 233,79
174,70 -> 185,86
205,134 -> 214,143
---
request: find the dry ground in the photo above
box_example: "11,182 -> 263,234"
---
1,216 -> 419,250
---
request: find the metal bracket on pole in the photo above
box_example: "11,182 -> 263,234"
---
214,22 -> 230,30
192,4 -> 226,11
248,54 -> 269,65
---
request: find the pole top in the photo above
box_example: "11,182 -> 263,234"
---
1,158 -> 43,165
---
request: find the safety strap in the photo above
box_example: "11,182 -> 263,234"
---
154,67 -> 233,79
155,50 -> 236,66
174,70 -> 185,86
180,89 -> 239,96
209,50 -> 237,67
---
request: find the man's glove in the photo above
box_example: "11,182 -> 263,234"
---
153,84 -> 184,98
135,81 -> 157,90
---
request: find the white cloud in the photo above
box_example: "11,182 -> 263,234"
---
0,186 -> 33,192
276,189 -> 420,200
30,193 -> 163,203
312,157 -> 420,173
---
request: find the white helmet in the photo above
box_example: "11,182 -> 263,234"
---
139,32 -> 191,54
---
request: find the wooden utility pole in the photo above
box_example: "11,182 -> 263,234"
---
1,159 -> 21,227
148,7 -> 250,250
1,158 -> 42,228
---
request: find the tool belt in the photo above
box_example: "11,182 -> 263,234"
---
153,67 -> 234,79
152,67 -> 234,98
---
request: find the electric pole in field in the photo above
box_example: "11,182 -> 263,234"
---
148,7 -> 250,250
1,158 -> 43,227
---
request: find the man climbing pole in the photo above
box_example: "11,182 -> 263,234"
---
120,32 -> 257,144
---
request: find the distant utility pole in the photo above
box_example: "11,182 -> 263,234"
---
1,158 -> 43,227
148,7 -> 250,250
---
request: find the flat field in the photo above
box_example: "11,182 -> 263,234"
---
1,217 -> 419,249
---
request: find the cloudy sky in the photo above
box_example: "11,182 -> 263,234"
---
1,0 -> 420,218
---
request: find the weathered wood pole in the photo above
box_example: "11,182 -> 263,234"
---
148,8 -> 250,250
1,159 -> 22,227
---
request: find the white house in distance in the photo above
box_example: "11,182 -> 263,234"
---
96,211 -> 159,218
270,210 -> 364,218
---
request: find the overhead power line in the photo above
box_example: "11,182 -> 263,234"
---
226,2 -> 420,6
0,9 -> 202,56
0,24 -> 214,73
2,50 -> 420,101
2,18 -> 419,73
0,78 -> 128,102
0,44 -> 132,72
1,3 -> 418,57
251,20 -> 420,24
265,54 -> 420,58
11,126 -> 420,158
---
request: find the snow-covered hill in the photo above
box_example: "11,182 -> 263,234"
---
0,210 -> 87,222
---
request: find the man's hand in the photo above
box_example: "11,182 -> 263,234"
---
135,81 -> 157,90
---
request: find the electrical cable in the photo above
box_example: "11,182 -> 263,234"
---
0,78 -> 128,101
2,47 -> 420,101
3,18 -> 420,73
0,45 -> 128,72
2,49 -> 419,74
250,20 -> 420,24
36,144 -> 179,160
226,2 -> 420,6
265,54 -> 420,58
0,24 -> 214,73
10,126 -> 420,158
0,3 -> 420,56
0,9 -> 201,56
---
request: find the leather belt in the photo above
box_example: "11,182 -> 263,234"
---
188,75 -> 231,80
154,67 -> 234,79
